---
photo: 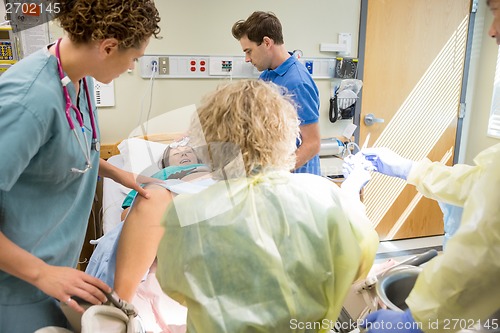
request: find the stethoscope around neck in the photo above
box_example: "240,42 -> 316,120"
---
55,38 -> 100,174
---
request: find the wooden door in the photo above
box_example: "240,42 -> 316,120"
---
359,0 -> 472,240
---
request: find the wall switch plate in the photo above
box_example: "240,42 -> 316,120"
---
158,56 -> 169,75
93,80 -> 115,107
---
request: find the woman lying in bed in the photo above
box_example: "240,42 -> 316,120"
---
86,139 -> 213,301
120,140 -> 211,220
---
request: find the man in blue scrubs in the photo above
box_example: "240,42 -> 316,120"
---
232,11 -> 321,175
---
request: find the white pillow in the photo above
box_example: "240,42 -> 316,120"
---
118,138 -> 168,176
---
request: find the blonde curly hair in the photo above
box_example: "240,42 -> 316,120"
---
189,80 -> 299,179
56,0 -> 161,49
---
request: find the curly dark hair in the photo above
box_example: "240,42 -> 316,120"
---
56,0 -> 161,49
231,11 -> 284,45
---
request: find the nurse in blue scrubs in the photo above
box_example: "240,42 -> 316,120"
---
0,0 -> 161,331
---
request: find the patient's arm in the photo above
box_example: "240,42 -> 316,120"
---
114,183 -> 173,302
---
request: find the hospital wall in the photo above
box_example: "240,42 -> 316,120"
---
48,1 -> 499,163
58,0 -> 362,144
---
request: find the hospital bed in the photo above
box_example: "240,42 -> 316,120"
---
100,135 -> 188,333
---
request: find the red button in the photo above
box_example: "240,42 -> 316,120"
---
200,67 -> 206,72
200,61 -> 206,66
190,67 -> 196,71
190,60 -> 196,66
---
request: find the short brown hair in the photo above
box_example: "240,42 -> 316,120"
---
56,0 -> 161,49
231,11 -> 284,45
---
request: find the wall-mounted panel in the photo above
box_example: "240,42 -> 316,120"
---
140,55 -> 337,79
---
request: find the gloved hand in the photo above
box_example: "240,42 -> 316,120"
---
360,309 -> 423,333
341,152 -> 373,195
362,147 -> 414,180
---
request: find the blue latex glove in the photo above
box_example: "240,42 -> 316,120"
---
361,309 -> 423,333
438,202 -> 464,249
362,147 -> 414,180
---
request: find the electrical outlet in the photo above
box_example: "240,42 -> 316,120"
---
151,60 -> 158,72
305,61 -> 313,75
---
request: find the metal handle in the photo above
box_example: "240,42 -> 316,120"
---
399,249 -> 438,267
364,113 -> 385,126
371,249 -> 439,281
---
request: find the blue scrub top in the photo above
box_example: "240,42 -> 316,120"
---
0,46 -> 100,306
260,55 -> 321,175
121,164 -> 206,208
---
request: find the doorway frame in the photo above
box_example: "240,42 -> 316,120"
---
354,0 -> 478,162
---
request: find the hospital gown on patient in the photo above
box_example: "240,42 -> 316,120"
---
156,171 -> 379,333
